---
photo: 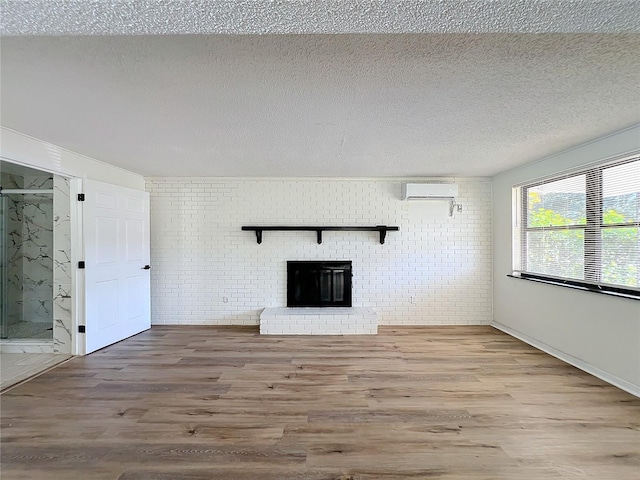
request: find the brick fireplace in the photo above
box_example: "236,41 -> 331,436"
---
260,260 -> 377,335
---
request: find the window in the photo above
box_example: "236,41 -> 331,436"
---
513,156 -> 640,296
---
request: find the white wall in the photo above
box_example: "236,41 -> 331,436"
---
0,127 -> 145,189
147,177 -> 492,326
492,125 -> 640,396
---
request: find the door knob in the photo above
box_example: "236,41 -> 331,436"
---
142,265 -> 151,270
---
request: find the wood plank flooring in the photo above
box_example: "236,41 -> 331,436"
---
1,326 -> 639,479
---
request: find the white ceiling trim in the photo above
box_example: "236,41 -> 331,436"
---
2,0 -> 639,36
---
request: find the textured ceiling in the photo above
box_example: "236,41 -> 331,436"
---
3,0 -> 639,35
1,34 -> 639,177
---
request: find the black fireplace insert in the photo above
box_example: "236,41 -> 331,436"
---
287,261 -> 352,307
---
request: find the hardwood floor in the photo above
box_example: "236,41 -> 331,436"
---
1,326 -> 639,479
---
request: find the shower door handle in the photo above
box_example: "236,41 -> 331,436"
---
142,265 -> 151,270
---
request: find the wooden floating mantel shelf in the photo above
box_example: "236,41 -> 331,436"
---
242,225 -> 400,245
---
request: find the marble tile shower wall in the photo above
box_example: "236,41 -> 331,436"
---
20,174 -> 54,327
53,176 -> 72,353
2,172 -> 23,327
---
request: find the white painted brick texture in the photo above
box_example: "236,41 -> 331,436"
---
147,178 -> 492,326
260,307 -> 378,335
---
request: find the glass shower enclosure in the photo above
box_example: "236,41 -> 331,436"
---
0,163 -> 55,341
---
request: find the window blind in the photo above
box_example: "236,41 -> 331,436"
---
514,156 -> 639,293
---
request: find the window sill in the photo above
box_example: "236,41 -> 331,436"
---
507,274 -> 640,301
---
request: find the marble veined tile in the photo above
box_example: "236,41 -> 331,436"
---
1,172 -> 22,189
24,175 -> 53,190
53,176 -> 72,286
0,342 -> 55,353
53,284 -> 72,354
52,176 -> 72,353
22,299 -> 53,325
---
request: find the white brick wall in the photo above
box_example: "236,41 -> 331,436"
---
146,178 -> 492,326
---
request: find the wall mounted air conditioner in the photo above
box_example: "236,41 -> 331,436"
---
401,182 -> 462,216
401,182 -> 458,200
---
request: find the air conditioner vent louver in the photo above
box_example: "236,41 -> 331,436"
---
401,183 -> 458,200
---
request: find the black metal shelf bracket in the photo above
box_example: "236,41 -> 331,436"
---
241,225 -> 399,245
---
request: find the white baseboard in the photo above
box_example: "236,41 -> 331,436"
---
491,322 -> 640,398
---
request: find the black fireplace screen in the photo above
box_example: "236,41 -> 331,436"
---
287,261 -> 352,307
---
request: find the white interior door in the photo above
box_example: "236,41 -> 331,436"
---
83,179 -> 151,354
